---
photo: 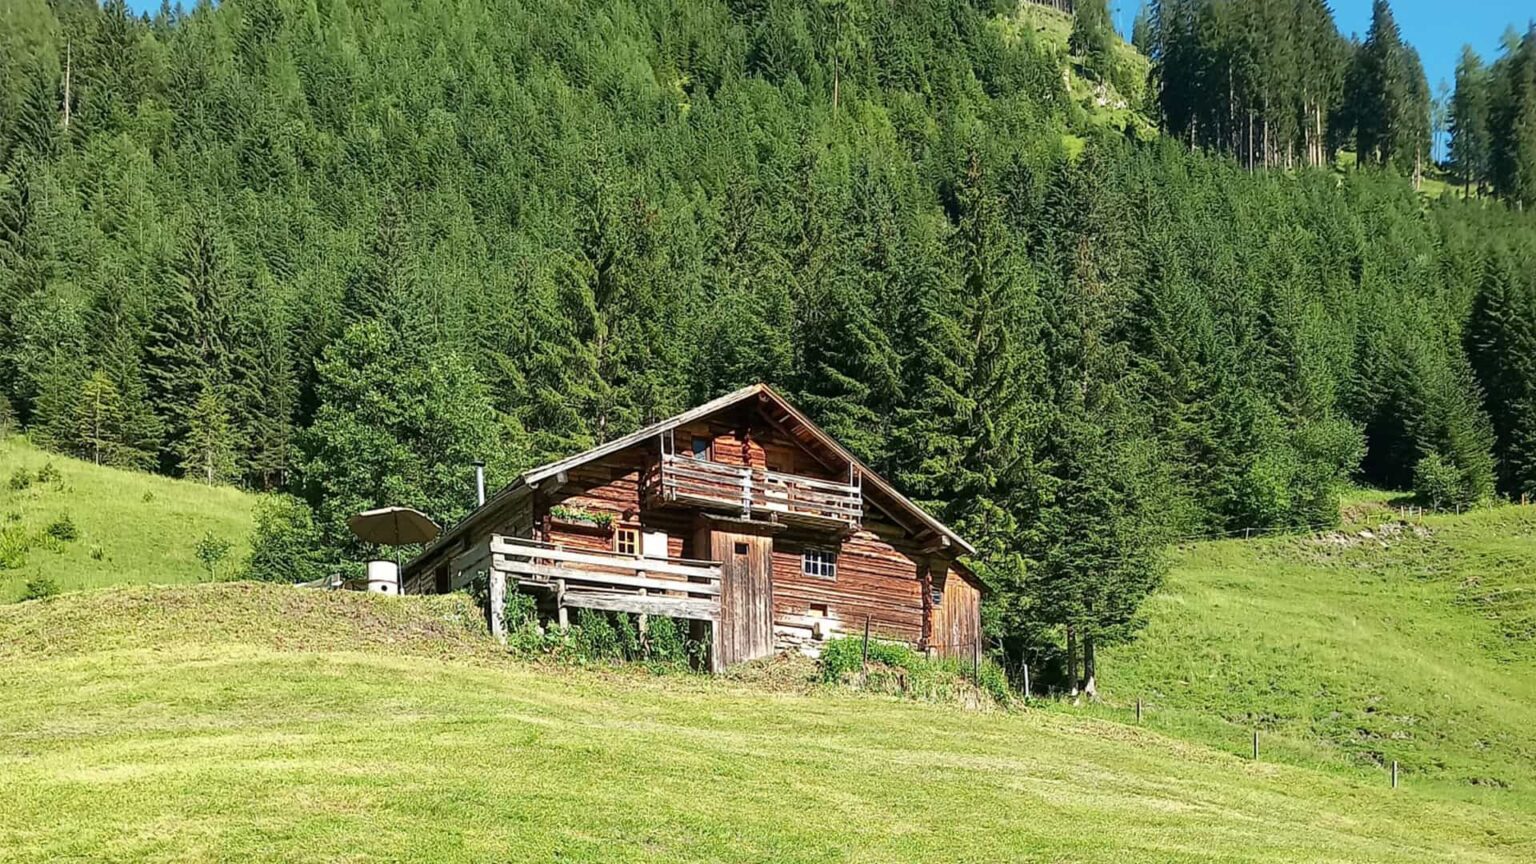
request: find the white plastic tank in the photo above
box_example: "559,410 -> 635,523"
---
366,560 -> 400,595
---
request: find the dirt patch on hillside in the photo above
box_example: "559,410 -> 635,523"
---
1310,520 -> 1431,550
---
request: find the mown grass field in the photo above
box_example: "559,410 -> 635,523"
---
0,437 -> 256,601
1100,498 -> 1536,806
2,583 -> 1534,863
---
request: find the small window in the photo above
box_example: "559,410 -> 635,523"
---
692,437 -> 710,458
734,541 -> 749,556
931,587 -> 944,608
808,603 -> 829,618
615,526 -> 639,556
802,549 -> 836,580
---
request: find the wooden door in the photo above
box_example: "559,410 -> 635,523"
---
708,529 -> 774,669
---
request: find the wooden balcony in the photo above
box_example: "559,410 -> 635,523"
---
478,536 -> 723,628
649,453 -> 862,531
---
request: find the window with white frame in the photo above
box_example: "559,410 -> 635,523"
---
614,526 -> 639,556
802,549 -> 836,580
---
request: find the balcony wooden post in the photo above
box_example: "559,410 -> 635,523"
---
489,568 -> 507,644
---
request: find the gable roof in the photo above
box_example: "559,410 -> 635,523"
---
410,383 -> 976,569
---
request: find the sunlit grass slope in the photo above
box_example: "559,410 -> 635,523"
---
0,436 -> 256,601
1,583 -> 1532,862
1101,499 -> 1536,803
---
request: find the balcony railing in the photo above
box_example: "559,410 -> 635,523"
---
481,535 -> 723,623
651,453 -> 862,530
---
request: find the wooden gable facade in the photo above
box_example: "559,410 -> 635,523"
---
403,384 -> 984,670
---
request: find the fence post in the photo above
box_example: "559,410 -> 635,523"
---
861,615 -> 871,684
972,640 -> 980,685
1022,663 -> 1031,701
1392,761 -> 1399,789
1252,731 -> 1259,760
1136,698 -> 1142,723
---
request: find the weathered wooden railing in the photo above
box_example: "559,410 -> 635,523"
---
479,535 -> 723,641
653,453 -> 862,529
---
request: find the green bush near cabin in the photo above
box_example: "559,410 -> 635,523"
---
241,494 -> 329,585
818,635 -> 1011,705
487,592 -> 703,669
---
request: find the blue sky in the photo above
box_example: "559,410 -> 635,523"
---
124,0 -> 1531,95
1113,1 -> 1533,93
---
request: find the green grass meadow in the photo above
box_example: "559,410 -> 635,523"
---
2,583 -> 1533,863
0,437 -> 256,601
1100,499 -> 1536,804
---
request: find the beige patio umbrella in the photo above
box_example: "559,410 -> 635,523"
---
348,506 -> 441,580
347,506 -> 441,547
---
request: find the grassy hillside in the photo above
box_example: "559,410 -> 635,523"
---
1,583 -> 1532,862
0,437 -> 257,602
1003,2 -> 1156,143
1100,498 -> 1536,800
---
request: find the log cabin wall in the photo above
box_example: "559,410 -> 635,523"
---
672,410 -> 842,481
930,562 -> 983,659
770,515 -> 926,653
540,450 -> 693,558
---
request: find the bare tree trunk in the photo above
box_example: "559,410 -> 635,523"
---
1065,624 -> 1079,697
61,41 -> 71,130
1082,632 -> 1098,698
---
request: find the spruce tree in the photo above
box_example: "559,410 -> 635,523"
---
1070,0 -> 1116,84
1131,4 -> 1153,58
148,212 -> 238,474
1347,0 -> 1428,174
1451,47 -> 1492,194
179,380 -> 239,486
74,370 -> 127,466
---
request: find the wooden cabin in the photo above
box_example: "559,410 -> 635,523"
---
402,384 -> 984,670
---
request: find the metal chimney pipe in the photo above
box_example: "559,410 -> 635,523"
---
473,460 -> 486,507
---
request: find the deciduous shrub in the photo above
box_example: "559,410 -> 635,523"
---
818,636 -> 923,682
195,532 -> 233,580
573,609 -> 622,659
243,494 -> 328,584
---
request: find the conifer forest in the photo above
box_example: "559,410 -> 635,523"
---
4,0 -> 1536,682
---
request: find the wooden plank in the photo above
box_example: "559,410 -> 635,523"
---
509,535 -> 716,568
489,540 -> 721,581
762,471 -> 860,494
560,590 -> 719,621
492,558 -> 723,595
